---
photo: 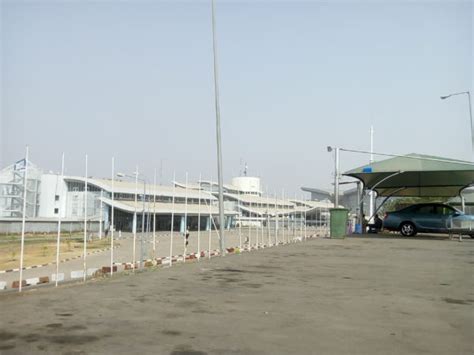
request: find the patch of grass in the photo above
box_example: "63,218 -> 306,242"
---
0,237 -> 119,270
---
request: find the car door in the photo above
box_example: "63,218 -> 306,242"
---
413,205 -> 438,231
434,205 -> 457,231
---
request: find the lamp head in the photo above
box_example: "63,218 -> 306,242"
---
327,146 -> 333,152
440,95 -> 449,100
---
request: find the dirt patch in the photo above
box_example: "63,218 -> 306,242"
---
46,323 -> 63,328
0,344 -> 16,350
47,335 -> 99,345
240,283 -> 262,289
170,349 -> 207,355
443,298 -> 472,305
0,331 -> 17,341
21,333 -> 41,343
67,325 -> 88,331
213,268 -> 247,273
162,330 -> 182,336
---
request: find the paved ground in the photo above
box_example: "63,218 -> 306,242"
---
0,235 -> 472,354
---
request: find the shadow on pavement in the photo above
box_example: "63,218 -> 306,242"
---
347,232 -> 472,241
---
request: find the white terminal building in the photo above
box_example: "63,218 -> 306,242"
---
0,159 -> 333,234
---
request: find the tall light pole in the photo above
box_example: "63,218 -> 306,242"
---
211,0 -> 225,255
369,126 -> 375,223
327,146 -> 340,208
440,91 -> 473,160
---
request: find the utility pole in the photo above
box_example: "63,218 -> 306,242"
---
369,126 -> 375,223
211,0 -> 225,255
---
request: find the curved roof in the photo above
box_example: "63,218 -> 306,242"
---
64,177 -> 217,200
344,153 -> 474,197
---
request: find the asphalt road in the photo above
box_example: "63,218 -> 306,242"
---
0,235 -> 472,354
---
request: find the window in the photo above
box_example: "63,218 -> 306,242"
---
416,205 -> 435,214
54,208 -> 59,214
435,205 -> 455,216
55,195 -> 60,201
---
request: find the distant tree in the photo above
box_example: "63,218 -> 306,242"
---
380,196 -> 449,213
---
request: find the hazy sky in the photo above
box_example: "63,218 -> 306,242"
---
1,0 -> 472,196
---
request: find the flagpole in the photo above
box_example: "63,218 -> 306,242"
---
249,198 -> 252,250
55,152 -> 64,287
18,146 -> 29,292
208,175 -> 212,259
184,172 -> 188,262
274,192 -> 278,246
111,157 -> 115,276
153,168 -> 157,259
266,187 -> 270,246
133,166 -> 138,271
83,154 -> 88,282
198,173 -> 202,260
169,171 -> 176,266
238,188 -> 242,250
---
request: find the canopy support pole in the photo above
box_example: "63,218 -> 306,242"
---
369,187 -> 406,222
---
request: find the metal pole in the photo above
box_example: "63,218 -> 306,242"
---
111,157 -> 114,276
198,172 -> 201,259
184,172 -> 188,262
468,92 -> 473,159
303,195 -> 307,240
153,168 -> 157,259
141,179 -> 146,268
334,148 -> 340,208
55,152 -> 65,287
461,195 -> 466,213
261,191 -> 264,247
99,190 -> 103,239
281,189 -> 285,244
249,198 -> 252,249
211,0 -> 225,255
275,192 -> 278,245
169,171 -> 176,266
292,195 -> 296,241
133,166 -> 138,271
238,187 -> 242,250
18,146 -> 29,292
83,154 -> 88,282
356,181 -> 362,233
299,194 -> 302,240
369,126 -> 375,223
208,175 -> 212,259
266,187 -> 270,246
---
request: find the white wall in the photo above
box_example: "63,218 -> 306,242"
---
38,174 -> 68,218
231,177 -> 261,195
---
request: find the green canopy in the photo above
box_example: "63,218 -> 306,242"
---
343,154 -> 474,197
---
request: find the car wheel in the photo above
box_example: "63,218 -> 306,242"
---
400,222 -> 416,237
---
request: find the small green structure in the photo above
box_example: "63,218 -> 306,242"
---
330,208 -> 349,238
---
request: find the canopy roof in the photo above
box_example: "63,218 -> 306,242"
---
343,154 -> 474,197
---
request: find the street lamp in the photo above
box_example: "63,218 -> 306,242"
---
327,146 -> 340,208
117,170 -> 147,269
211,0 -> 226,255
440,91 -> 473,159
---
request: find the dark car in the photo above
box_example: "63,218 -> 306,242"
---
383,203 -> 474,237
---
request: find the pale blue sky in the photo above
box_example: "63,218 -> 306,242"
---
1,0 -> 472,194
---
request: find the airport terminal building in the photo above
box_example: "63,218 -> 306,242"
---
0,159 -> 331,234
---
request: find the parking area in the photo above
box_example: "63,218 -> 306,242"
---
0,235 -> 472,354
